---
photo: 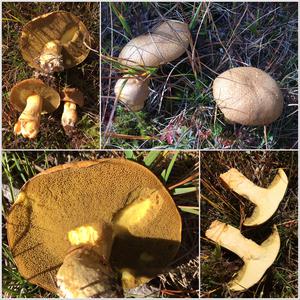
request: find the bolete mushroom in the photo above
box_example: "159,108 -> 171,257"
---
10,78 -> 60,139
114,76 -> 150,112
205,220 -> 280,291
220,168 -> 288,226
115,20 -> 191,111
7,159 -> 181,297
61,87 -> 84,128
212,67 -> 284,125
20,11 -> 91,73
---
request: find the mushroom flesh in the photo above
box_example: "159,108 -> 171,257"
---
205,220 -> 280,291
220,168 -> 288,226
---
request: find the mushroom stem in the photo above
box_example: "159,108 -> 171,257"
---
61,102 -> 78,128
57,223 -> 122,298
39,40 -> 64,73
14,94 -> 43,139
206,220 -> 280,291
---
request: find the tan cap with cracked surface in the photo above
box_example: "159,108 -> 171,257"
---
20,11 -> 91,71
213,67 -> 283,126
10,78 -> 60,114
7,158 -> 182,294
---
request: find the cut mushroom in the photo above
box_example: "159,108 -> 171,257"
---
213,67 -> 284,125
61,87 -> 84,129
10,78 -> 60,139
115,20 -> 191,111
205,220 -> 280,291
7,159 -> 181,296
114,76 -> 149,111
20,11 -> 91,73
220,168 -> 288,226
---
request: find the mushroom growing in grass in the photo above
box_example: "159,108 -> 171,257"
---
115,20 -> 191,111
20,11 -> 91,74
61,87 -> 84,129
220,168 -> 288,226
205,220 -> 280,291
10,78 -> 60,139
7,159 -> 181,297
213,67 -> 284,126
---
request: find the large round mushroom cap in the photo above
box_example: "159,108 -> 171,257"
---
7,159 -> 182,294
118,20 -> 191,67
20,11 -> 91,71
213,67 -> 284,126
10,78 -> 60,114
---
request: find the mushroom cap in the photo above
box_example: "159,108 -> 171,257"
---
62,87 -> 84,107
20,11 -> 91,71
7,159 -> 182,294
118,20 -> 191,67
10,78 -> 60,114
213,67 -> 284,126
114,76 -> 149,111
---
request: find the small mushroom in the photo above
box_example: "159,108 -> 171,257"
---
61,87 -> 84,129
20,11 -> 91,73
114,76 -> 149,111
115,20 -> 191,111
220,168 -> 288,226
7,159 -> 181,297
10,78 -> 60,139
212,67 -> 284,125
205,220 -> 280,291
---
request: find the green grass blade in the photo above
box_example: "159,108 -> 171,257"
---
173,186 -> 197,195
143,151 -> 161,167
189,3 -> 202,30
161,152 -> 178,183
110,3 -> 132,37
178,206 -> 199,215
124,150 -> 135,159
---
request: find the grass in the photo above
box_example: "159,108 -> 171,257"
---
200,151 -> 298,297
101,2 -> 298,149
2,2 -> 100,149
2,150 -> 199,298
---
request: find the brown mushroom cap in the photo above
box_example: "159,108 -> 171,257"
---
20,11 -> 91,71
114,76 -> 149,111
10,78 -> 60,114
213,67 -> 284,126
62,87 -> 84,107
118,20 -> 191,67
7,159 -> 182,294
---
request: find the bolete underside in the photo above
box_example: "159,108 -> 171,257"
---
7,159 -> 182,295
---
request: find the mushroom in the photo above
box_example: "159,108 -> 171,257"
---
10,78 -> 60,139
115,20 -> 191,110
212,67 -> 284,125
205,220 -> 280,291
114,76 -> 149,112
20,11 -> 91,73
7,159 -> 181,297
220,168 -> 288,226
61,87 -> 84,129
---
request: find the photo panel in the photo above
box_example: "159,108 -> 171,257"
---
101,2 -> 297,150
2,2 -> 100,149
2,150 -> 199,297
200,150 -> 298,297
